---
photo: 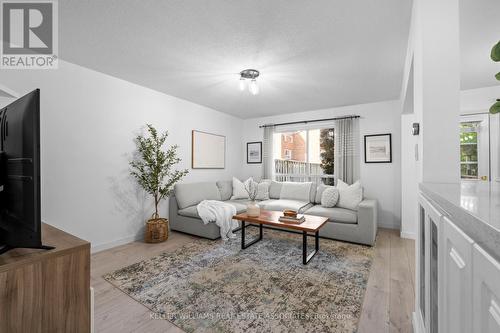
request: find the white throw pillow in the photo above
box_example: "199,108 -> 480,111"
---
231,177 -> 252,200
336,179 -> 363,210
321,187 -> 339,208
279,182 -> 312,202
255,181 -> 271,201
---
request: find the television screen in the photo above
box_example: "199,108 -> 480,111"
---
0,89 -> 43,253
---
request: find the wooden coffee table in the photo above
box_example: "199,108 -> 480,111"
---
233,210 -> 329,265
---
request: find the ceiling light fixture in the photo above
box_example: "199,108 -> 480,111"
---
239,69 -> 260,95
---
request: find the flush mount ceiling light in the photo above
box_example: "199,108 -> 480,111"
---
239,69 -> 260,95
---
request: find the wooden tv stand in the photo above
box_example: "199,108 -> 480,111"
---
0,223 -> 91,332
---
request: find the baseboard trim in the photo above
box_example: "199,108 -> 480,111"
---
91,234 -> 142,254
400,231 -> 416,240
378,223 -> 400,230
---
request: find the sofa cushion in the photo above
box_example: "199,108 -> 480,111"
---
178,200 -> 248,219
175,182 -> 221,210
337,180 -> 363,211
269,181 -> 282,199
177,205 -> 203,219
224,200 -> 250,213
216,180 -> 232,201
321,187 -> 339,207
231,177 -> 251,200
304,205 -> 358,224
280,182 -> 312,202
315,184 -> 334,204
260,199 -> 312,213
255,181 -> 271,200
309,184 -> 317,203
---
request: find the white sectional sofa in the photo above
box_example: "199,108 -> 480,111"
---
169,180 -> 378,246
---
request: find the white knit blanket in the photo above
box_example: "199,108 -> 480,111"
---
196,200 -> 238,241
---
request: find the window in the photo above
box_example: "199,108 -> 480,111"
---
283,149 -> 292,160
272,127 -> 335,184
460,123 -> 478,179
460,114 -> 489,181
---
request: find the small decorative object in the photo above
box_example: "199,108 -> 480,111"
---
247,142 -> 262,164
278,214 -> 305,224
283,209 -> 298,218
244,179 -> 261,217
130,124 -> 189,243
192,130 -> 226,169
490,41 -> 500,114
364,133 -> 392,163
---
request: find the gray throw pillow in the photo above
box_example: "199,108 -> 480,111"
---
321,187 -> 339,208
255,181 -> 271,200
216,180 -> 232,201
269,181 -> 283,199
315,184 -> 334,204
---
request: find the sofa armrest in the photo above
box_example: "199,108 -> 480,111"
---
169,195 -> 179,228
357,199 -> 378,246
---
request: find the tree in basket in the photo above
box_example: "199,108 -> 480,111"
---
130,124 -> 188,242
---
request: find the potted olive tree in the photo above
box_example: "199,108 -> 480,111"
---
130,124 -> 188,243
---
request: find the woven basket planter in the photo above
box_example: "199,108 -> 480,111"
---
145,216 -> 169,243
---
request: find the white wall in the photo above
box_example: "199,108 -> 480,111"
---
399,84 -> 500,239
241,100 -> 402,229
400,113 -> 418,239
413,0 -> 461,184
461,85 -> 500,113
0,61 -> 243,251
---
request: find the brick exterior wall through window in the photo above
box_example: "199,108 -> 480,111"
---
280,132 -> 306,162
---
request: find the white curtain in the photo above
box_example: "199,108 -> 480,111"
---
334,118 -> 360,184
262,126 -> 275,180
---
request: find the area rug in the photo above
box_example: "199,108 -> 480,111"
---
103,228 -> 374,333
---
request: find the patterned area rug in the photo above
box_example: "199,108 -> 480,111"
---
104,228 -> 374,333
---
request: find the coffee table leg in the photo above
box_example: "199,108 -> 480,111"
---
303,230 -> 319,265
241,221 -> 263,250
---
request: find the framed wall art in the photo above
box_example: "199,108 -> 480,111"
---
192,130 -> 226,169
364,133 -> 392,163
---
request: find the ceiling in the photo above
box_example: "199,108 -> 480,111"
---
59,0 -> 412,118
460,0 -> 500,90
58,0 -> 498,118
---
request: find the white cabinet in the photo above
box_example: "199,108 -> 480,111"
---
441,217 -> 473,333
472,244 -> 500,333
416,193 -> 500,333
416,195 -> 443,333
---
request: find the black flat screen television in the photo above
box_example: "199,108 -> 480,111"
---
0,89 -> 53,254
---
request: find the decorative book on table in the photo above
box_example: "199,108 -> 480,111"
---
278,215 -> 305,224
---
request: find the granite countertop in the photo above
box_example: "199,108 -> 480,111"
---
419,181 -> 500,261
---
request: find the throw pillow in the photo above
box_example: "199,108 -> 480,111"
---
336,179 -> 363,210
230,177 -> 252,200
279,182 -> 312,202
255,181 -> 271,200
315,184 -> 334,204
269,181 -> 283,199
321,187 -> 339,208
216,180 -> 232,201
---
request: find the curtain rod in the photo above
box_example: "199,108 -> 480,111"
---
259,115 -> 360,128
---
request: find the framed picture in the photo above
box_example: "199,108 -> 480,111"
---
247,142 -> 262,164
192,130 -> 226,169
364,133 -> 392,163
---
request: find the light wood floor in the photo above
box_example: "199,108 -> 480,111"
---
91,228 -> 415,333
